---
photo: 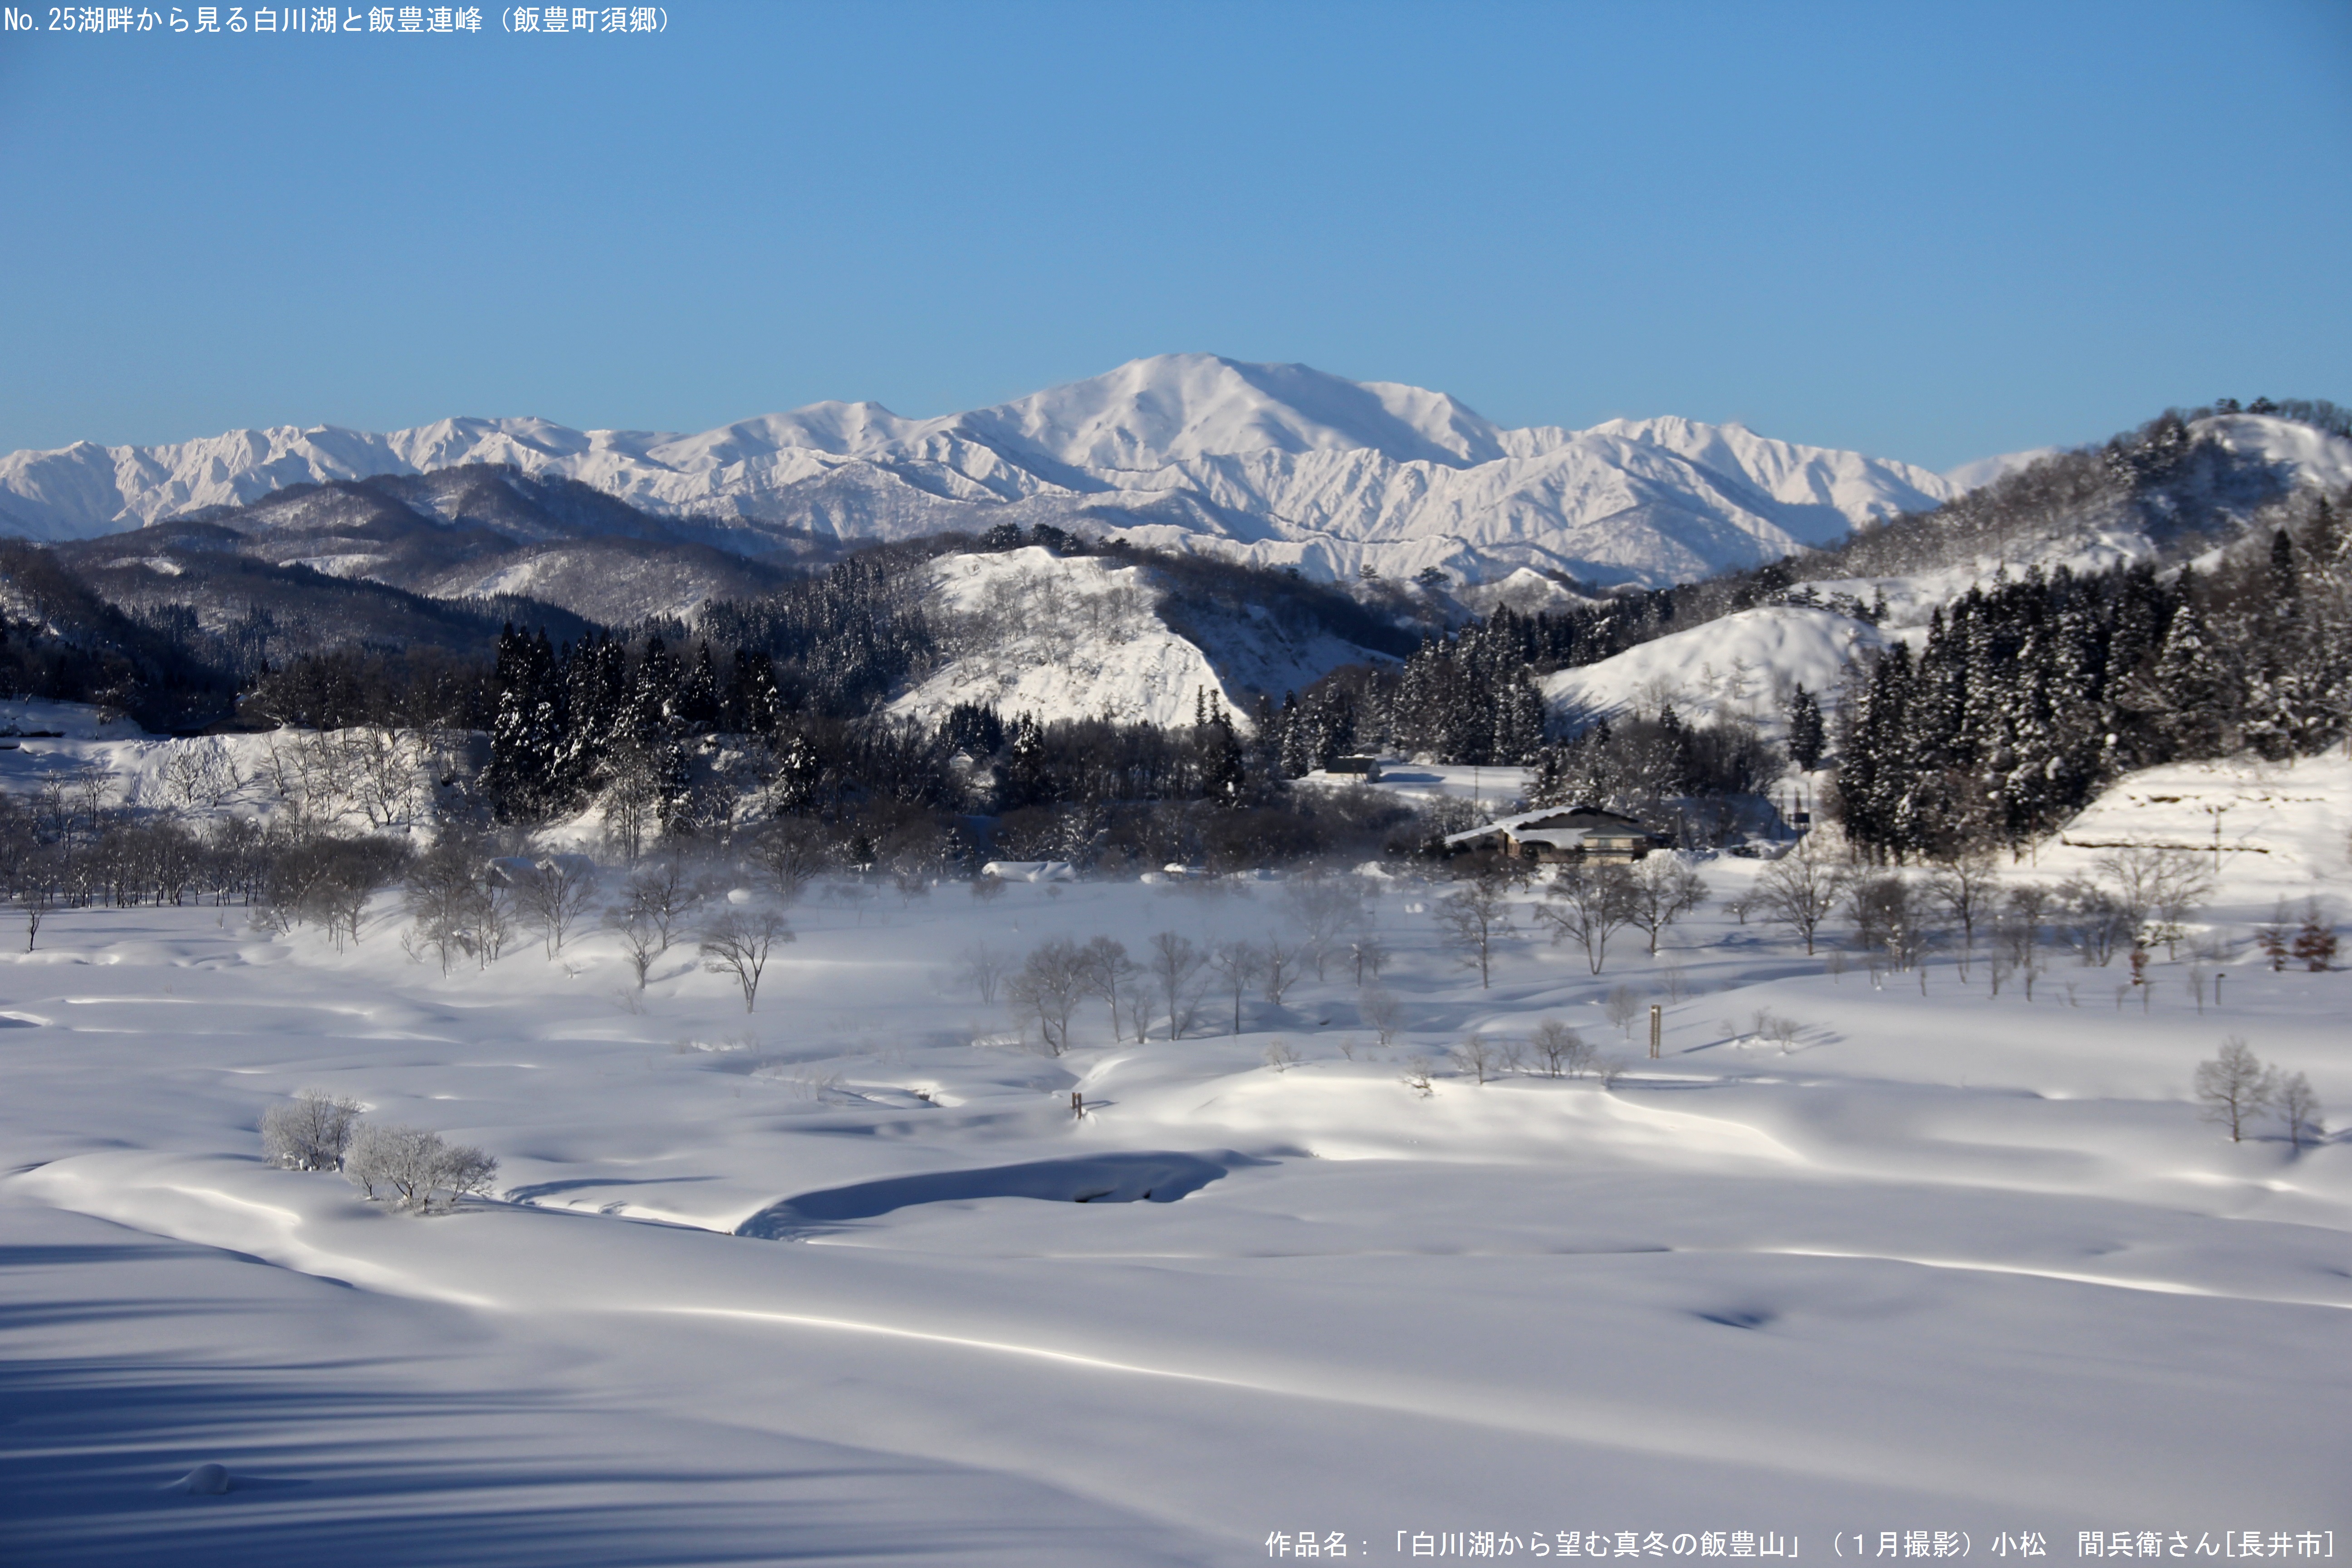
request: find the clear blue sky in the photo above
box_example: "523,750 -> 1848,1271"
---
2,0 -> 2347,470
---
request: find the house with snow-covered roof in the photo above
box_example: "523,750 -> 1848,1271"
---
1441,806 -> 1662,865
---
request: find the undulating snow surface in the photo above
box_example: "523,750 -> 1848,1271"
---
2,721 -> 2348,1563
0,356 -> 1961,587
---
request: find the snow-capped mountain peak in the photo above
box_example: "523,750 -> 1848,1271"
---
949,353 -> 1510,471
0,356 -> 1970,588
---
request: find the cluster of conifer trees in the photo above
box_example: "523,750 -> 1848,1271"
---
1836,504 -> 2351,859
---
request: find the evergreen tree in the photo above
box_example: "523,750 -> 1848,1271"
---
485,624 -> 565,821
1786,684 -> 1825,771
676,642 -> 721,734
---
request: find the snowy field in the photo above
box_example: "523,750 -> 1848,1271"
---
3,751 -> 2350,1564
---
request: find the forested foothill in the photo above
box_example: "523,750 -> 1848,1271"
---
1,401 -> 2346,899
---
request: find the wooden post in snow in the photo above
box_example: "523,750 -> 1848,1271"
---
1648,1004 -> 1661,1060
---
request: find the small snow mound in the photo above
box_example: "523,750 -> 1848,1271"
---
172,1462 -> 231,1494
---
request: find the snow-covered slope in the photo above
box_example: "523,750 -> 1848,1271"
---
887,547 -> 1390,732
0,356 -> 1960,588
1538,604 -> 1892,733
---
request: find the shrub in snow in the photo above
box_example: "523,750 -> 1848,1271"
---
344,1122 -> 499,1212
1529,1018 -> 1591,1078
2290,900 -> 2337,971
2253,901 -> 2294,971
261,1088 -> 363,1171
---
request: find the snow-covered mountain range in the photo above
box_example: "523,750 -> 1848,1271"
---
0,355 -> 1962,588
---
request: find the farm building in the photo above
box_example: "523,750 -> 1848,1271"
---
1441,806 -> 1662,864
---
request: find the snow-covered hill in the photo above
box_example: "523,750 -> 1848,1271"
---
1554,412 -> 2352,735
886,547 -> 1392,732
1538,604 -> 1893,734
0,356 -> 1961,588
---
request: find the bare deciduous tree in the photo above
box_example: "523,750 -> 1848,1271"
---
1451,1032 -> 1503,1084
1078,935 -> 1135,1043
2278,1071 -> 2324,1152
2094,846 -> 2213,959
1360,985 -> 1404,1048
600,748 -> 663,865
1261,936 -> 1303,1005
1626,856 -> 1710,956
1923,851 -> 1999,978
1604,984 -> 1643,1038
2054,877 -> 2130,968
160,737 -> 244,814
700,909 -> 793,1013
11,850 -> 62,952
622,859 -> 704,954
1008,937 -> 1088,1055
607,906 -> 660,988
1117,970 -> 1156,1045
403,840 -> 485,974
1435,875 -> 1514,989
65,760 -> 114,837
753,819 -> 831,908
1536,860 -> 1637,975
2194,1037 -> 2276,1143
1283,876 -> 1366,980
1209,939 -> 1265,1036
1851,873 -> 1936,975
1147,931 -> 1205,1040
1753,844 -> 1853,957
270,834 -> 412,951
516,856 -> 599,958
958,942 -> 1011,1005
